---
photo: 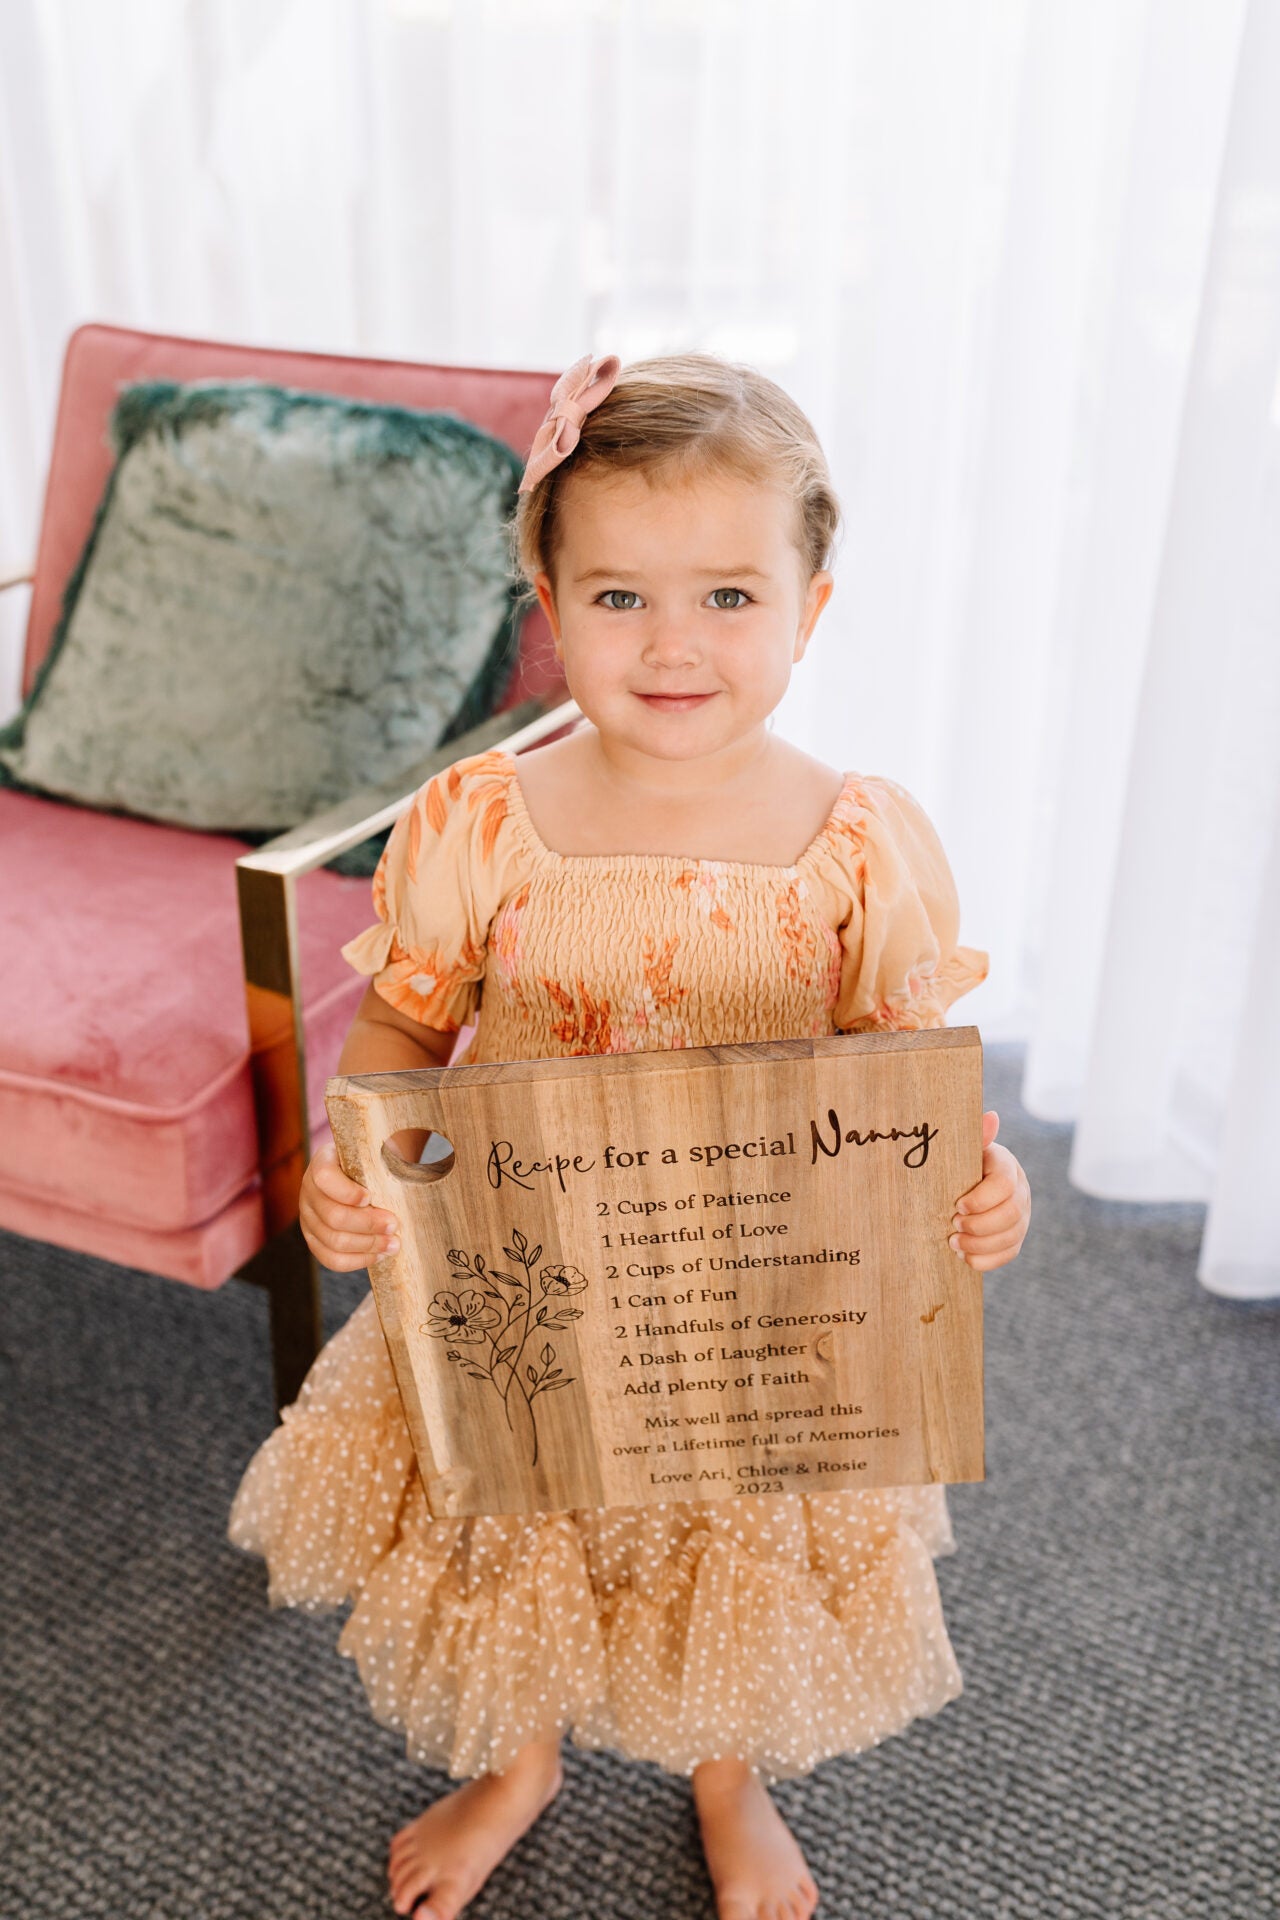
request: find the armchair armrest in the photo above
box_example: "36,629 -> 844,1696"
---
238,692 -> 580,887
0,563 -> 35,592
236,691 -> 582,1233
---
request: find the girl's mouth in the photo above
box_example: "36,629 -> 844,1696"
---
635,692 -> 716,710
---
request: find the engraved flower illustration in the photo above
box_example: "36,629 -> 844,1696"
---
539,1263 -> 587,1296
420,1227 -> 585,1469
424,1288 -> 503,1344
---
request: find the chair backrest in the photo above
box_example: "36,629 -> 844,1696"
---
23,322 -> 564,708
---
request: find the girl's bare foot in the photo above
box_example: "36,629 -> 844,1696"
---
692,1757 -> 820,1920
387,1737 -> 564,1919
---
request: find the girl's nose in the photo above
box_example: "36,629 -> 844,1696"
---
641,620 -> 700,666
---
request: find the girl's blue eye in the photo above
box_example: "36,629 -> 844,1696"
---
596,587 -> 754,611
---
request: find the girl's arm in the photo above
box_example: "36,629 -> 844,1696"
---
341,980 -> 456,1151
302,982 -> 458,1272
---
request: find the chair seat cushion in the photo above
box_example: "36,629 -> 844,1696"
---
0,790 -> 376,1276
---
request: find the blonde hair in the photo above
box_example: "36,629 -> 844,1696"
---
508,350 -> 843,614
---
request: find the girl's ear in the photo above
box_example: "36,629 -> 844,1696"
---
795,569 -> 835,659
533,571 -> 563,654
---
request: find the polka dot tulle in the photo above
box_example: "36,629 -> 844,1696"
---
228,1289 -> 963,1784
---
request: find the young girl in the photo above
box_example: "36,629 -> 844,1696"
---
228,350 -> 1032,1920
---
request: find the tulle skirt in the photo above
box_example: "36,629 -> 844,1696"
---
228,1289 -> 963,1784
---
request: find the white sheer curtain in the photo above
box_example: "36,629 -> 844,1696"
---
1,0 -> 1276,1295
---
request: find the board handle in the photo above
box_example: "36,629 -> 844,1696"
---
325,1084 -> 457,1189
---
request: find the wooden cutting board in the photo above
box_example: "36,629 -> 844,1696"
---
325,1027 -> 985,1517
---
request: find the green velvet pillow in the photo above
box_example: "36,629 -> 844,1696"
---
0,380 -> 526,874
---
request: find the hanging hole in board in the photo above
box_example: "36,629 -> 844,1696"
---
381,1128 -> 456,1184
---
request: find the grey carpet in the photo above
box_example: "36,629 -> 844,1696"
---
1,1042 -> 1275,1920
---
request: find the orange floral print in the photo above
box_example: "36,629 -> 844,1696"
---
776,879 -> 821,983
416,749 -> 512,877
463,750 -> 516,860
824,814 -> 869,881
821,924 -> 842,1011
406,801 -> 426,884
844,963 -> 989,1031
491,883 -> 533,1022
371,847 -> 390,924
542,976 -> 614,1053
844,955 -> 948,1031
672,865 -> 734,932
641,935 -> 688,1011
373,934 -> 487,1028
491,881 -> 530,977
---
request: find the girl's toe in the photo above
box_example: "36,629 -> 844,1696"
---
414,1874 -> 468,1920
389,1864 -> 418,1914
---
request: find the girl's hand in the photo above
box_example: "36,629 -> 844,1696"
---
948,1111 -> 1030,1272
299,1141 -> 400,1272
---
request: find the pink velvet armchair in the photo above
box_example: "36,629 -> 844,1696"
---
0,323 -> 580,1415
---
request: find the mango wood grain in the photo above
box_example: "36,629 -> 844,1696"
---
325,1028 -> 985,1518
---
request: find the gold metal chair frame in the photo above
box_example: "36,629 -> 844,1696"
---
235,691 -> 581,1415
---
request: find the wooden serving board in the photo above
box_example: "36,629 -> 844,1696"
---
325,1028 -> 985,1518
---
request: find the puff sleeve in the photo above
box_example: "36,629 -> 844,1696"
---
827,775 -> 989,1033
339,749 -> 521,1032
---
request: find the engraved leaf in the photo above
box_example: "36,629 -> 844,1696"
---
445,1349 -> 461,1362
535,1305 -> 547,1323
465,1369 -> 489,1381
559,1307 -> 584,1321
540,1343 -> 555,1365
541,1377 -> 576,1392
545,1368 -> 563,1380
495,1347 -> 516,1365
530,1245 -> 542,1265
526,1365 -> 538,1384
511,1227 -> 526,1252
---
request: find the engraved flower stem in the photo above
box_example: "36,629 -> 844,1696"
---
482,1323 -> 536,1446
511,1240 -> 546,1466
481,1251 -> 542,1466
513,1241 -> 543,1375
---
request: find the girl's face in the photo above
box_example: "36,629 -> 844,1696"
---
533,464 -> 833,767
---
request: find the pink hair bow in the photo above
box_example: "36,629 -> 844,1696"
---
518,350 -> 622,493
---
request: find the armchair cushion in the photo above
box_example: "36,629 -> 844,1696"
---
0,787 -> 378,1285
0,380 -> 525,867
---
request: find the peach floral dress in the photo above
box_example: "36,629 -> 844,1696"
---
227,748 -> 988,1784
